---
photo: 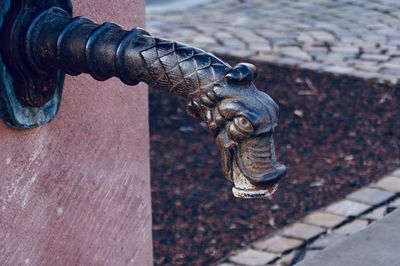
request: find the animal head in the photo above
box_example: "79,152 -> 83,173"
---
187,63 -> 286,198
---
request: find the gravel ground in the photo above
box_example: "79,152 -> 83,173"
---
149,57 -> 400,266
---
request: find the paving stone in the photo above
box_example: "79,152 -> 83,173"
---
249,43 -> 272,53
388,37 -> 400,46
214,31 -> 234,39
303,211 -> 347,229
379,62 -> 400,71
391,169 -> 400,177
362,34 -> 387,44
276,57 -> 304,66
361,206 -> 388,221
379,67 -> 400,76
253,235 -> 303,254
351,70 -> 381,80
309,233 -> 347,249
317,54 -> 347,65
322,66 -> 355,75
303,46 -> 328,53
228,50 -> 257,58
297,33 -> 315,44
375,177 -> 400,192
271,38 -> 299,47
347,187 -> 395,205
280,223 -> 325,241
222,38 -> 247,49
281,51 -> 312,61
250,53 -> 280,62
360,54 -> 390,62
388,198 -> 400,208
309,31 -> 336,43
325,200 -> 371,217
352,60 -> 381,72
229,249 -> 278,266
275,46 -> 303,53
192,35 -> 217,45
239,34 -> 266,44
299,62 -> 325,71
211,47 -> 236,56
334,219 -> 369,235
331,46 -> 360,54
275,252 -> 296,266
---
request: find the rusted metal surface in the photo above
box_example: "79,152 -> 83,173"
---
0,1 -> 286,198
0,0 -> 70,128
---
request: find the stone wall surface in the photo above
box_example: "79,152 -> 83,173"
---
0,0 -> 152,265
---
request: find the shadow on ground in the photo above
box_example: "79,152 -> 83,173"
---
149,57 -> 400,266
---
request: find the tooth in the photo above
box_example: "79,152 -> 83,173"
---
200,95 -> 215,107
206,90 -> 217,101
206,109 -> 212,122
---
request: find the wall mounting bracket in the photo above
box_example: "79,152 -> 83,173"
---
0,0 -> 72,128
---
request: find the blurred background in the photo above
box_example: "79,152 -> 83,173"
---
146,0 -> 400,265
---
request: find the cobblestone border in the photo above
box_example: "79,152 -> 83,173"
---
218,168 -> 400,266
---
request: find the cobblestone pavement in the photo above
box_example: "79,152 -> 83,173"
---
217,168 -> 400,266
147,0 -> 400,84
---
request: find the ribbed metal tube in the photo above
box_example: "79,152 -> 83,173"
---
26,7 -> 230,98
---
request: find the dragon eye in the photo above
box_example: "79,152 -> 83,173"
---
233,116 -> 253,134
228,116 -> 254,140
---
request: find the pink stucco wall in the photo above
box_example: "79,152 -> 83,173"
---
0,0 -> 152,265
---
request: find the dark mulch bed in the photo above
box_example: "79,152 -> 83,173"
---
149,57 -> 400,266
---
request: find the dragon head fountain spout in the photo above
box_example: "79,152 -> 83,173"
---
0,3 -> 286,198
186,63 -> 286,198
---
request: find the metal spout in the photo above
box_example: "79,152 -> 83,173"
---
0,3 -> 286,198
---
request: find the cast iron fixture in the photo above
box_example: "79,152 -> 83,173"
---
0,0 -> 286,198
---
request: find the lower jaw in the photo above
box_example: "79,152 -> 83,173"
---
231,160 -> 280,199
232,184 -> 278,199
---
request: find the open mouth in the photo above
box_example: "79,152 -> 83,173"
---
217,131 -> 286,198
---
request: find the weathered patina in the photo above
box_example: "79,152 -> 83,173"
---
0,1 -> 286,198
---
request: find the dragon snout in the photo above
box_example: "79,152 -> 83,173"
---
231,132 -> 286,199
216,123 -> 286,198
237,133 -> 286,184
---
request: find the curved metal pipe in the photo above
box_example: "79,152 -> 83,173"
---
0,5 -> 286,198
26,7 -> 230,101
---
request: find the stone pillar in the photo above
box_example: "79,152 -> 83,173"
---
0,0 -> 152,265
